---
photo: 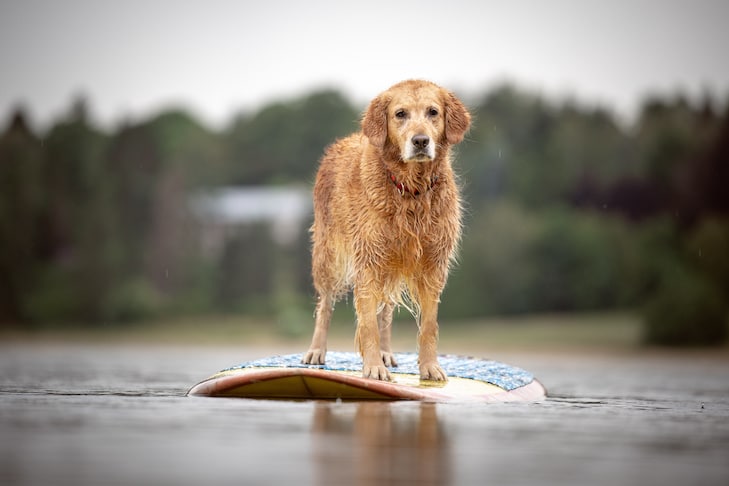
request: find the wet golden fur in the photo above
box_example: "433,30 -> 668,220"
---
302,80 -> 471,381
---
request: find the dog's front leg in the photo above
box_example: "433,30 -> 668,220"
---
355,291 -> 391,381
418,294 -> 447,381
378,301 -> 398,367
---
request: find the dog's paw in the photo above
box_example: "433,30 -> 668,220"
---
419,362 -> 448,381
363,363 -> 392,381
302,348 -> 326,365
381,351 -> 398,367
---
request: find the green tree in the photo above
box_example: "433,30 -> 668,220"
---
226,89 -> 359,184
460,84 -> 636,209
106,120 -> 163,282
104,109 -> 222,319
31,98 -> 114,322
215,223 -> 276,313
460,84 -> 556,204
0,109 -> 45,323
441,201 -> 540,317
643,263 -> 727,346
686,217 -> 729,300
631,95 -> 722,220
527,208 -> 632,311
138,111 -> 222,298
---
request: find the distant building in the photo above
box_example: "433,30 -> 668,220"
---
190,186 -> 312,255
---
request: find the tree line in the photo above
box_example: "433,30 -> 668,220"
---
1,84 -> 727,345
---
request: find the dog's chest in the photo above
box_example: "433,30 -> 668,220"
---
380,204 -> 443,265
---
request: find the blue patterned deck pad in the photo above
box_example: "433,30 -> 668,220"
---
224,352 -> 534,391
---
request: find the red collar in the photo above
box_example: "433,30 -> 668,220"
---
388,171 -> 439,196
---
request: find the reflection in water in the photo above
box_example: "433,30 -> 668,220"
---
311,401 -> 452,485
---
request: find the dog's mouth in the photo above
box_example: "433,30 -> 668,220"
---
405,150 -> 435,162
404,135 -> 436,162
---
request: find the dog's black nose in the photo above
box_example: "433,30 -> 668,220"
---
412,135 -> 429,149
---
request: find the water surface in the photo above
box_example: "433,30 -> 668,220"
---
1,343 -> 727,485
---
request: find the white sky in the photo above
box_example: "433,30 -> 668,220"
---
1,0 -> 728,130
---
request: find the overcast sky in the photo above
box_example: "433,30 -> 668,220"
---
1,0 -> 728,130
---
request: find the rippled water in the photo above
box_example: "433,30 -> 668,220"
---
1,343 -> 728,485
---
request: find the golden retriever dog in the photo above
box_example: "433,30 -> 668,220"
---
302,80 -> 471,381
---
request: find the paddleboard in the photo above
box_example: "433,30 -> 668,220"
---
187,352 -> 546,403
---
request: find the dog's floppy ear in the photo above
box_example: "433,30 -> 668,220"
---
444,90 -> 471,145
362,94 -> 389,148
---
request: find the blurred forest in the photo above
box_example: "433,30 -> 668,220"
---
1,84 -> 728,345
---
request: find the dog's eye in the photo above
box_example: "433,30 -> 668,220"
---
428,107 -> 439,117
394,109 -> 407,119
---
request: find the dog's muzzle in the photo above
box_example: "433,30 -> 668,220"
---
406,134 -> 435,161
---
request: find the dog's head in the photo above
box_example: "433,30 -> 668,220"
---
362,80 -> 470,162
